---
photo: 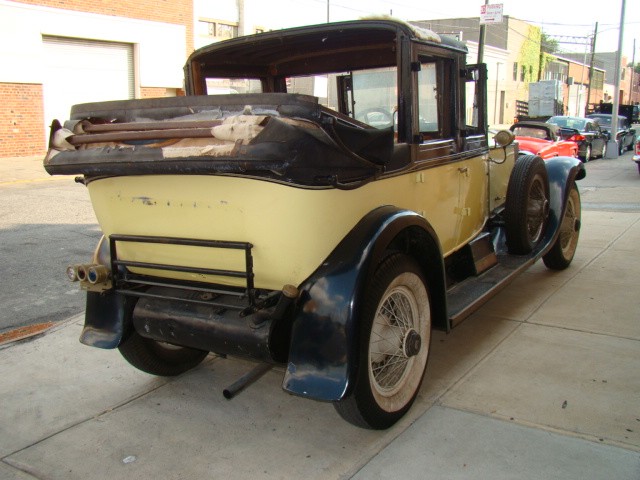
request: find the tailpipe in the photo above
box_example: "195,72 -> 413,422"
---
66,263 -> 112,290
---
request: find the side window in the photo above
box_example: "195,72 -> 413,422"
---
351,67 -> 397,130
417,62 -> 439,134
464,64 -> 487,134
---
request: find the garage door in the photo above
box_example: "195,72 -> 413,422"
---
42,36 -> 134,131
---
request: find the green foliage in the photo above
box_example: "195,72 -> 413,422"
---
540,32 -> 559,54
540,52 -> 557,76
518,25 -> 542,83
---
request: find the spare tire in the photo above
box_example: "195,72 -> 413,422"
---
504,155 -> 550,254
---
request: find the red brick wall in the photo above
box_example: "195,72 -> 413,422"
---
0,83 -> 46,157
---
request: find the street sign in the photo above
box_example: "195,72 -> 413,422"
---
480,3 -> 503,24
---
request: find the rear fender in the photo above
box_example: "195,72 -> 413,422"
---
282,205 -> 447,402
80,291 -> 136,349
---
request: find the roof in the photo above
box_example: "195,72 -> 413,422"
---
187,19 -> 468,70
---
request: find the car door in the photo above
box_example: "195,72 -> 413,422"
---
413,54 -> 487,254
590,122 -> 606,155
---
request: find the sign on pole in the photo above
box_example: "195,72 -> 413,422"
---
480,3 -> 503,24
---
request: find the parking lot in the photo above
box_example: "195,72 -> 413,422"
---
1,151 -> 639,479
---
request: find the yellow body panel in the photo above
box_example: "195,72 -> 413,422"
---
88,154 -> 490,290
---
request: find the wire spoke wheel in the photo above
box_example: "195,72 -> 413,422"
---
334,254 -> 431,429
543,183 -> 581,270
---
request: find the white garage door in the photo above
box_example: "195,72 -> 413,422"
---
42,36 -> 134,130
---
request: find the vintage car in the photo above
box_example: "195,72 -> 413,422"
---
586,114 -> 637,154
546,116 -> 608,161
44,19 -> 585,430
510,121 -> 579,159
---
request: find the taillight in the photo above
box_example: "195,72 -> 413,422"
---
568,134 -> 586,142
635,141 -> 640,155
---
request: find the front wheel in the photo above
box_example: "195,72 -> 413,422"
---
504,155 -> 550,254
118,331 -> 209,376
543,184 -> 581,270
334,254 -> 431,429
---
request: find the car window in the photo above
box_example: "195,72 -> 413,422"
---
351,67 -> 397,130
205,78 -> 262,94
285,68 -> 398,131
417,62 -> 438,133
512,126 -> 549,139
549,117 -> 566,127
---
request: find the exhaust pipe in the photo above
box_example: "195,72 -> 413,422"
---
87,265 -> 109,284
66,264 -> 110,284
66,265 -> 82,282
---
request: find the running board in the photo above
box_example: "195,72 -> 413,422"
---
446,252 -> 538,328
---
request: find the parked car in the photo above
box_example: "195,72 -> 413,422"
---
546,116 -> 607,161
510,121 -> 579,159
633,138 -> 640,174
586,114 -> 637,154
44,19 -> 585,430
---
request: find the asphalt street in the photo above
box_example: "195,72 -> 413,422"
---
0,158 -> 100,333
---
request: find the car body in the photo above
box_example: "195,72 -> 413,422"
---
633,138 -> 640,174
44,19 -> 585,429
546,116 -> 608,161
586,114 -> 637,154
509,121 -> 579,159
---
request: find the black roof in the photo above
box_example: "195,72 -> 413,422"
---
187,19 -> 467,72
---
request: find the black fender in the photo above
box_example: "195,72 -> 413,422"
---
282,205 -> 447,402
537,155 -> 586,255
80,291 -> 135,349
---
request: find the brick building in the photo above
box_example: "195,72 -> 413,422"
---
0,0 -> 192,157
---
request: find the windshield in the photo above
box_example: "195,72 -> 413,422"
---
548,117 -> 586,130
512,126 -> 550,139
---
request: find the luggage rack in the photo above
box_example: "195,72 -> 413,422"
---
109,234 -> 257,310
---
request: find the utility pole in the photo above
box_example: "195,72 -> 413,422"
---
629,39 -> 636,104
585,22 -> 598,116
606,0 -> 626,158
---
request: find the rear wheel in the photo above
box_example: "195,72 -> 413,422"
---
504,155 -> 550,254
118,331 -> 208,376
334,254 -> 431,430
543,184 -> 581,270
581,145 -> 591,162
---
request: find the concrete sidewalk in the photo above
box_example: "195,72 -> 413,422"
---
1,206 -> 639,479
1,154 -> 640,479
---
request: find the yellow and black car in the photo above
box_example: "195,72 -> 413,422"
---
45,19 -> 585,429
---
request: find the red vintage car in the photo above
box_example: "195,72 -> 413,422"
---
510,121 -> 579,159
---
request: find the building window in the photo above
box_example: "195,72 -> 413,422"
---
521,65 -> 526,82
198,20 -> 238,39
513,62 -> 518,81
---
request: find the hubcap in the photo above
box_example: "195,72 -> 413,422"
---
403,329 -> 421,358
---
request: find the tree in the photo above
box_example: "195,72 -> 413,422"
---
540,32 -> 559,54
